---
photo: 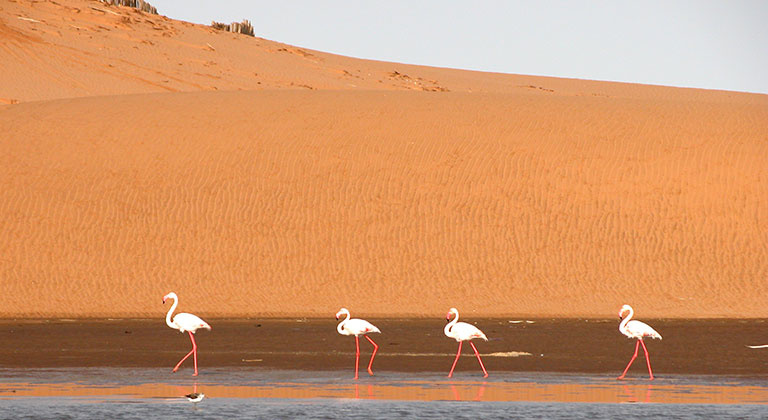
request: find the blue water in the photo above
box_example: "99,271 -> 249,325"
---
1,397 -> 767,420
0,369 -> 766,419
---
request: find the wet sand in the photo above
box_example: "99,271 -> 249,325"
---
1,319 -> 766,376
2,320 -> 766,417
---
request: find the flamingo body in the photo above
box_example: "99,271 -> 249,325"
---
446,321 -> 488,342
617,304 -> 660,380
170,312 -> 211,334
335,308 -> 380,379
163,292 -> 210,376
444,308 -> 489,378
338,318 -> 381,336
621,319 -> 662,341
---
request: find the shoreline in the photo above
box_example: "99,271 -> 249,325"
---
1,319 -> 766,376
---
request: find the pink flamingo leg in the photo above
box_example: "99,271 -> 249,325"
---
354,335 -> 360,380
618,340 -> 640,380
639,340 -> 654,380
469,342 -> 488,378
191,332 -> 199,376
365,335 -> 378,376
173,332 -> 198,375
448,341 -> 463,378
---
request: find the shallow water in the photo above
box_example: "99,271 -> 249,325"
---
2,398 -> 767,420
0,368 -> 766,419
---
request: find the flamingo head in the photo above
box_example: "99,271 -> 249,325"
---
162,292 -> 177,304
335,308 -> 348,320
619,304 -> 632,320
446,307 -> 458,322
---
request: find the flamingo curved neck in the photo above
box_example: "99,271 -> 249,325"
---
166,296 -> 179,330
445,311 -> 459,337
619,306 -> 634,333
337,311 -> 350,335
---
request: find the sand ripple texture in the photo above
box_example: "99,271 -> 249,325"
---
1,89 -> 767,318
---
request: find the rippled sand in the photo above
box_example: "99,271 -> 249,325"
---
2,0 -> 768,320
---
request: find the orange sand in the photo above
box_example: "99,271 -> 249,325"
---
1,0 -> 767,318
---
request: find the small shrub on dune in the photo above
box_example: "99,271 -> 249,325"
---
100,0 -> 158,15
211,19 -> 255,37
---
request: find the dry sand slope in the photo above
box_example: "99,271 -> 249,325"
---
0,0 -> 767,318
0,0 -> 752,104
1,90 -> 766,318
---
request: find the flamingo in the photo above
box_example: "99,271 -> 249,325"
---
617,304 -> 661,380
335,308 -> 381,379
747,345 -> 768,349
444,308 -> 488,378
163,292 -> 211,376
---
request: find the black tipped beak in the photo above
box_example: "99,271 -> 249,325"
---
445,318 -> 450,323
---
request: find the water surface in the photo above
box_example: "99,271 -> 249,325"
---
1,368 -> 766,419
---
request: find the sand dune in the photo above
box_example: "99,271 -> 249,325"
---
1,0 -> 766,318
2,0 -> 758,104
2,90 -> 766,318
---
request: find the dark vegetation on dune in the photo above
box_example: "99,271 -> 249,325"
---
100,0 -> 158,15
99,0 -> 255,38
211,19 -> 255,37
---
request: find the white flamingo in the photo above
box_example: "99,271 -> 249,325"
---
163,292 -> 211,376
618,304 -> 661,380
444,308 -> 488,378
747,345 -> 768,349
335,308 -> 381,379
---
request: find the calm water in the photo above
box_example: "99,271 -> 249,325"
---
2,398 -> 767,420
0,368 -> 766,419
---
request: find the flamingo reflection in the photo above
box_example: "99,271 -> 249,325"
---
450,381 -> 487,401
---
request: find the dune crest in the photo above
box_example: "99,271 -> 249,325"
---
2,0 -> 762,104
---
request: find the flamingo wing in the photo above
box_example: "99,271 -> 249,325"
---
624,320 -> 661,340
450,322 -> 488,341
173,312 -> 211,333
343,318 -> 380,336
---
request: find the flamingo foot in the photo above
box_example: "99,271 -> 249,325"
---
483,372 -> 489,378
367,368 -> 374,376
